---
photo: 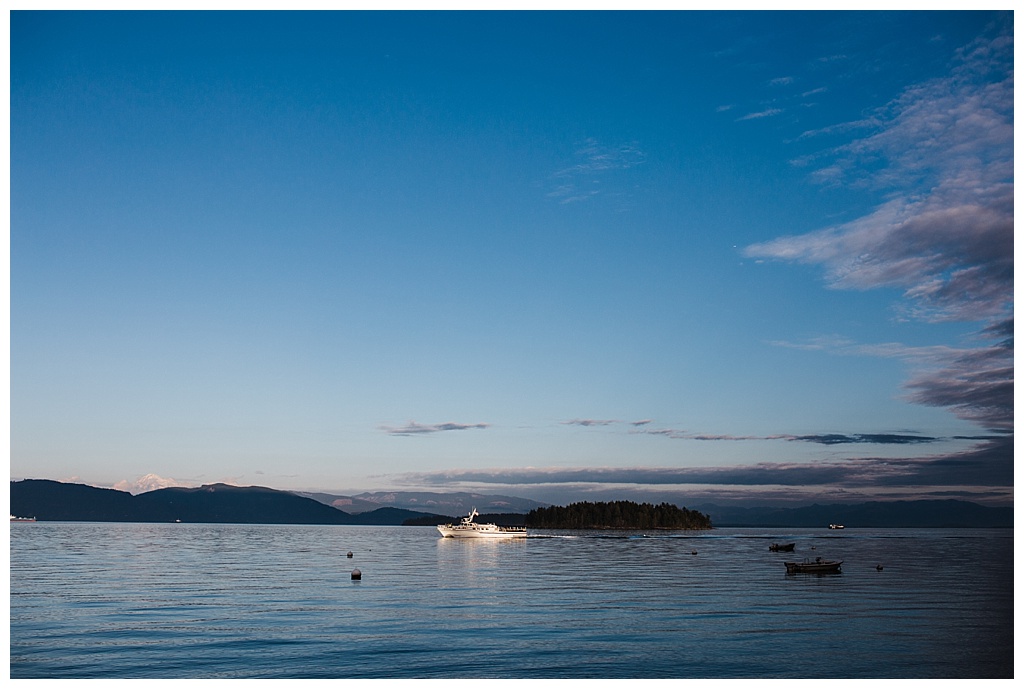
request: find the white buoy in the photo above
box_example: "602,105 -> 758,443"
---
351,568 -> 362,580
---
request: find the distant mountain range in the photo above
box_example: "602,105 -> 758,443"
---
9,480 -> 1013,528
9,480 -> 443,526
294,490 -> 547,514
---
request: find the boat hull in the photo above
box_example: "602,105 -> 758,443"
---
436,508 -> 528,538
785,560 -> 843,574
437,525 -> 527,538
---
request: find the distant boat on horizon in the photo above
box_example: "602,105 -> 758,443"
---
10,515 -> 37,522
829,524 -> 845,529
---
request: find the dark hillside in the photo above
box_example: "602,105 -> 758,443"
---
10,479 -> 441,525
11,480 -> 356,524
10,479 -> 137,521
343,506 -> 431,525
133,483 -> 355,524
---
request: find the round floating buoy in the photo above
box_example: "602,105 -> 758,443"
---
347,551 -> 353,558
351,568 -> 362,580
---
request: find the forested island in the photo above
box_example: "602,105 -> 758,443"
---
525,501 -> 712,530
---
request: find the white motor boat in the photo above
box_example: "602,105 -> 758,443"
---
436,508 -> 527,538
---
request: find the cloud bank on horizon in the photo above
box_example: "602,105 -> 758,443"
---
403,435 -> 1012,490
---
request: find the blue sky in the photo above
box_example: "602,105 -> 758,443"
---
9,10 -> 1014,507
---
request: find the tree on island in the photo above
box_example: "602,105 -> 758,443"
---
525,501 -> 712,530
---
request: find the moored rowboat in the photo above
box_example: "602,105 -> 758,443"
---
785,557 -> 842,573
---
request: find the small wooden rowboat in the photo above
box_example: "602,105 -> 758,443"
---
785,557 -> 843,574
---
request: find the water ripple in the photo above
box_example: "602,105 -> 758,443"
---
10,523 -> 1012,678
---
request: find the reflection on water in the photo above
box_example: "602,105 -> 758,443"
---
436,534 -> 526,581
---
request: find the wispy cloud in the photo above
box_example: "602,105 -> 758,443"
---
766,334 -> 857,351
547,138 -> 646,204
382,421 -> 490,436
736,107 -> 783,121
746,193 -> 1012,323
563,418 -> 654,428
744,26 -> 1013,434
765,328 -> 1013,434
632,428 -> 940,446
751,28 -> 1012,322
562,415 -> 947,446
791,433 -> 938,445
903,324 -> 1014,432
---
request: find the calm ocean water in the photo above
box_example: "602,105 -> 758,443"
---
9,522 -> 1013,679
